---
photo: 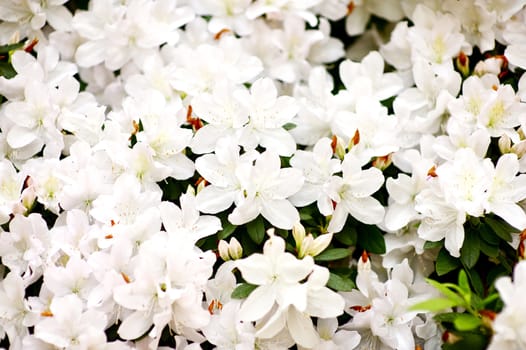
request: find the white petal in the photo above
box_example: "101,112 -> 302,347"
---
75,41 -> 105,68
236,254 -> 272,285
344,196 -> 385,225
118,311 -> 153,340
306,287 -> 345,318
260,199 -> 300,230
286,307 -> 319,348
239,284 -> 276,322
196,186 -> 236,214
7,126 -> 37,148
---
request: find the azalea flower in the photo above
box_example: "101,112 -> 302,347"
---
327,154 -> 385,233
236,233 -> 344,348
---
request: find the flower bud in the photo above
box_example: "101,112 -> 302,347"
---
305,233 -> 333,257
228,237 -> 243,260
218,240 -> 231,261
455,51 -> 470,77
498,134 -> 512,154
292,222 -> 306,248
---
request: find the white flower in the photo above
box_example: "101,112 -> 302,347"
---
195,137 -> 258,214
344,0 -> 404,36
289,137 -> 341,216
236,78 -> 299,157
0,272 -> 35,345
159,191 -> 222,242
0,214 -> 50,283
229,150 -> 304,229
327,154 -> 385,233
236,234 -> 344,348
489,260 -> 526,350
190,82 -> 249,154
407,5 -> 467,66
34,294 -> 108,349
73,0 -> 194,70
484,153 -> 526,229
339,51 -> 404,102
415,186 -> 466,258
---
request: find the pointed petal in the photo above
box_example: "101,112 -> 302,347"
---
118,310 -> 154,340
239,284 -> 276,322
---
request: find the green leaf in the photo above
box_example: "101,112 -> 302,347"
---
283,122 -> 296,131
410,298 -> 458,312
465,268 -> 484,297
484,216 -> 517,242
453,313 -> 482,331
231,283 -> 258,299
357,224 -> 386,254
424,240 -> 443,249
436,248 -> 461,276
0,42 -> 24,54
434,312 -> 462,323
0,62 -> 16,79
479,223 -> 499,245
218,220 -> 236,240
327,272 -> 355,291
246,216 -> 265,245
458,270 -> 470,294
314,248 -> 350,262
479,239 -> 499,258
460,232 -> 480,269
426,279 -> 465,306
336,225 -> 357,246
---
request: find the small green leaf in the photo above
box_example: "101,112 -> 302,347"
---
231,283 -> 258,299
436,248 -> 461,276
410,298 -> 458,312
0,42 -> 24,54
484,216 -> 516,242
479,223 -> 499,245
247,216 -> 265,245
357,224 -> 386,254
479,239 -> 499,258
465,268 -> 484,297
336,225 -> 357,246
434,312 -> 462,323
0,62 -> 17,79
314,248 -> 350,261
453,313 -> 482,331
424,240 -> 443,249
458,270 -> 470,294
218,220 -> 236,240
327,272 -> 355,292
426,279 -> 465,306
460,232 -> 480,269
283,122 -> 296,131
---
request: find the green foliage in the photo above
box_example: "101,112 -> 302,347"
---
327,271 -> 355,292
246,216 -> 266,245
436,248 -> 461,276
314,248 -> 350,262
357,223 -> 386,254
231,283 -> 258,299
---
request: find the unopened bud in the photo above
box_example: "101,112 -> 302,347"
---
228,237 -> 243,260
218,240 -> 230,261
498,134 -> 512,154
305,233 -> 333,257
372,154 -> 392,170
455,51 -> 470,77
331,135 -> 346,160
512,140 -> 526,158
292,222 -> 306,248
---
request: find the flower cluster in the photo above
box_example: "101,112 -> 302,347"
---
0,0 -> 526,349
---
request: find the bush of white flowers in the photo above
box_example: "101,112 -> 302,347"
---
1,0 -> 526,349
